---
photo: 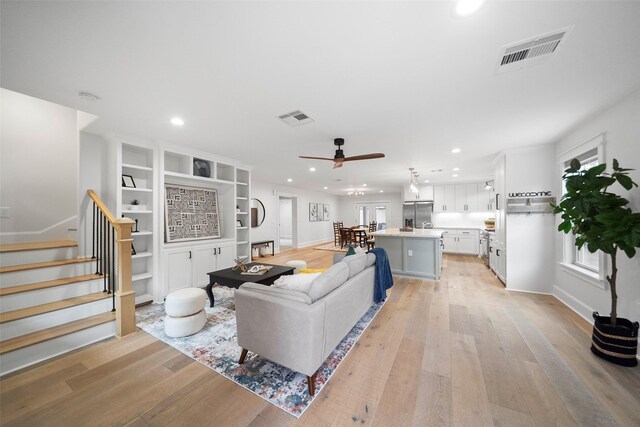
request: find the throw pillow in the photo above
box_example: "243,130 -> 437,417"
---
354,246 -> 367,255
345,246 -> 357,256
272,272 -> 321,293
298,268 -> 327,274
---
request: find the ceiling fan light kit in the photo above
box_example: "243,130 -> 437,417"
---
299,138 -> 385,169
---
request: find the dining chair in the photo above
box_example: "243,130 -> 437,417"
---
333,221 -> 343,246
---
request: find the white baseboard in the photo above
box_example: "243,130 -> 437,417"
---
297,238 -> 333,249
507,288 -> 553,296
0,216 -> 78,244
552,285 -> 594,324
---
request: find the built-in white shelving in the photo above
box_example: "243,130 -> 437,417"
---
235,168 -> 251,260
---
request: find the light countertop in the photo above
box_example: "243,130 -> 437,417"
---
371,228 -> 444,238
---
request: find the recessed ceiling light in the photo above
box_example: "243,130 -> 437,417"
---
451,148 -> 461,154
424,180 -> 430,183
362,184 -> 367,187
453,167 -> 460,171
309,167 -> 316,172
456,0 -> 484,16
323,186 -> 328,190
170,117 -> 184,126
287,178 -> 292,182
452,174 -> 459,178
379,190 -> 384,193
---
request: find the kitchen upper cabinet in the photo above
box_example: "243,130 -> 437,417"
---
403,184 -> 434,201
454,183 -> 479,212
433,185 -> 456,212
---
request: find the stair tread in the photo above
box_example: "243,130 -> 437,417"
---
0,240 -> 77,253
0,257 -> 94,274
0,292 -> 112,323
0,311 -> 116,355
0,274 -> 104,296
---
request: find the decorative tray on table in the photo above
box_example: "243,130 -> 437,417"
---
240,265 -> 273,276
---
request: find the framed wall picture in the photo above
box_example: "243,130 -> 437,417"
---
122,174 -> 136,188
323,204 -> 330,221
309,203 -> 319,222
165,184 -> 220,242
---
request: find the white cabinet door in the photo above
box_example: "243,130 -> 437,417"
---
442,234 -> 457,253
444,185 -> 456,212
454,184 -> 467,212
457,234 -> 478,255
166,250 -> 192,292
433,186 -> 445,212
192,246 -> 216,288
215,243 -> 235,270
465,183 -> 478,212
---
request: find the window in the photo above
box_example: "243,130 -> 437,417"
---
558,134 -> 606,287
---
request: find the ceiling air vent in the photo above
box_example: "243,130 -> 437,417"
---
497,26 -> 573,74
277,110 -> 315,127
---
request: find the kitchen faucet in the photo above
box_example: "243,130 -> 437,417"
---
421,221 -> 433,229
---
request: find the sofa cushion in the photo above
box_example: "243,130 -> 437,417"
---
239,282 -> 313,304
366,252 -> 376,268
340,252 -> 367,279
308,262 -> 349,302
272,272 -> 322,294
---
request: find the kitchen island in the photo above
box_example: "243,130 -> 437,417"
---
371,228 -> 444,279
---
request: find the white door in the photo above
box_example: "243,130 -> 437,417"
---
433,186 -> 445,213
454,184 -> 467,212
457,234 -> 478,254
444,185 -> 456,212
216,243 -> 235,270
465,183 -> 479,212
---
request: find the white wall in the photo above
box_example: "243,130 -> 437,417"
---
251,179 -> 340,251
432,212 -> 493,229
553,90 -> 640,324
0,89 -> 79,243
278,198 -> 292,239
78,132 -> 112,256
337,192 -> 403,228
505,144 -> 556,293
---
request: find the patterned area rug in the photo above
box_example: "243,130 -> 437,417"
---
136,286 -> 384,418
314,242 -> 347,252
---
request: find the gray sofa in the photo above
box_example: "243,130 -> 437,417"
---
234,252 -> 376,395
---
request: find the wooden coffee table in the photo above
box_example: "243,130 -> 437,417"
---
205,262 -> 295,307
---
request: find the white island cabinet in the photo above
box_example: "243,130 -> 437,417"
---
371,228 -> 444,280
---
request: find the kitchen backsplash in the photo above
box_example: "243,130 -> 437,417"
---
432,211 -> 493,229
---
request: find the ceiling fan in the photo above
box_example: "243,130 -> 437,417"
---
299,138 -> 385,169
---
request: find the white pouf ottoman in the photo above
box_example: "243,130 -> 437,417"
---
164,288 -> 207,338
286,260 -> 307,273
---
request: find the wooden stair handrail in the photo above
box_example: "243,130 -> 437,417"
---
86,189 -> 136,338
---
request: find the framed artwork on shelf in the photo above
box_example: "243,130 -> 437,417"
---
122,174 -> 136,188
309,203 -> 319,222
165,184 -> 221,242
131,243 -> 137,256
323,204 -> 330,221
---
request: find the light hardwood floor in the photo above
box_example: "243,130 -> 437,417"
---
1,245 -> 639,426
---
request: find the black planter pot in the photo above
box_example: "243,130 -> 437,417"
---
591,311 -> 639,367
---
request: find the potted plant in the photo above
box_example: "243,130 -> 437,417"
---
553,158 -> 640,366
129,199 -> 146,211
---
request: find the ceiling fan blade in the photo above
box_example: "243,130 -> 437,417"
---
299,156 -> 335,161
342,153 -> 385,162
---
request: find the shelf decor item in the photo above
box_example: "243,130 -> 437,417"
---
165,184 -> 220,242
129,199 -> 146,211
552,158 -> 640,366
122,174 -> 136,188
193,158 -> 211,177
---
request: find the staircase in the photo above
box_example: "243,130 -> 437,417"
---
0,240 -> 116,375
0,190 -> 137,376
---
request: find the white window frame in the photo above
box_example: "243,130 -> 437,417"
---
557,133 -> 607,289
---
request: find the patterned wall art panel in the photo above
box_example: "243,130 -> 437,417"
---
165,184 -> 220,242
323,204 -> 330,221
309,203 -> 319,222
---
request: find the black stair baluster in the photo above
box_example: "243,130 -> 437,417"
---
92,202 -> 96,259
95,205 -> 100,275
105,220 -> 110,294
111,226 -> 116,312
103,215 -> 108,292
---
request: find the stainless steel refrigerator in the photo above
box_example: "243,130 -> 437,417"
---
402,201 -> 434,229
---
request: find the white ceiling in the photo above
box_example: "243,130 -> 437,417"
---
2,1 -> 640,195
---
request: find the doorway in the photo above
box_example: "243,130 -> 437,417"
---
279,196 -> 295,249
354,202 -> 390,230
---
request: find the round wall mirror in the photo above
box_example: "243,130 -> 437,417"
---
251,198 -> 266,227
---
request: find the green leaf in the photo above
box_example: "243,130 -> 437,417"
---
616,174 -> 634,190
569,158 -> 581,172
613,158 -> 619,170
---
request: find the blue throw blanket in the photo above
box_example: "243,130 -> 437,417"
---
370,247 -> 394,303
